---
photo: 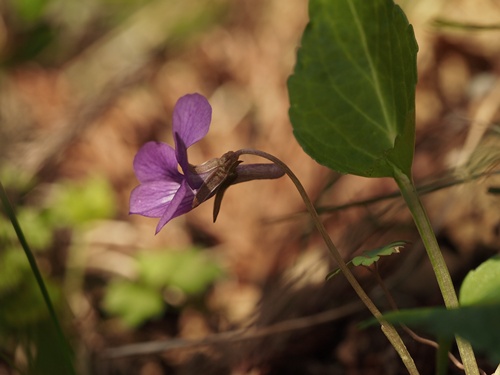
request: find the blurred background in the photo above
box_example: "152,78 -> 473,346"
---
0,0 -> 499,374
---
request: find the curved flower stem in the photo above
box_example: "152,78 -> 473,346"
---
0,181 -> 75,374
238,149 -> 419,375
392,167 -> 479,375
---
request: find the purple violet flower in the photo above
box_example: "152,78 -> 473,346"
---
130,93 -> 284,233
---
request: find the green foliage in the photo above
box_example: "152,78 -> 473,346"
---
138,249 -> 222,294
49,176 -> 116,227
0,165 -> 33,192
377,304 -> 500,363
372,256 -> 500,363
351,241 -> 407,267
8,0 -> 49,24
0,249 -> 31,299
103,280 -> 165,327
16,208 -> 53,250
0,273 -> 60,329
103,249 -> 222,327
0,174 -> 115,372
327,241 -> 407,280
2,0 -> 145,66
459,255 -> 500,306
0,208 -> 52,251
288,0 -> 418,177
168,1 -> 229,42
0,249 -> 61,331
29,321 -> 75,375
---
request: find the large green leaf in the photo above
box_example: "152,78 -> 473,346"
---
288,0 -> 418,177
366,257 -> 500,365
377,304 -> 500,363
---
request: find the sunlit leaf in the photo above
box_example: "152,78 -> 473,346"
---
139,249 -> 222,295
352,240 -> 407,266
10,0 -> 49,24
50,176 -> 116,226
459,255 -> 500,306
16,208 -> 53,250
138,251 -> 184,288
167,251 -> 222,295
103,280 -> 164,327
326,241 -> 407,280
288,0 -> 418,177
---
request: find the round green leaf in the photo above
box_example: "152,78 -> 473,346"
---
460,255 -> 500,306
288,0 -> 418,177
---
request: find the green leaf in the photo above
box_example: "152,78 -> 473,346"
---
50,176 -> 116,226
167,251 -> 222,295
138,249 -> 222,295
10,0 -> 49,24
0,248 -> 28,296
375,304 -> 500,363
137,251 -> 183,288
0,273 -> 60,328
326,241 -> 407,280
352,240 -> 407,266
288,0 -> 418,177
459,255 -> 500,306
16,208 -> 53,250
103,280 -> 164,327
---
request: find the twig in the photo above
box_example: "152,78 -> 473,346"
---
104,301 -> 363,358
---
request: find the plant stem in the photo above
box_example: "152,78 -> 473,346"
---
0,181 -> 75,374
392,166 -> 479,375
238,149 -> 419,375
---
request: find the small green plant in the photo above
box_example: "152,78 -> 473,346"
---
103,248 -> 223,327
378,256 -> 500,366
326,241 -> 408,280
0,172 -> 116,374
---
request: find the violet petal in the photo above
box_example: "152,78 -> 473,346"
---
133,142 -> 182,183
155,180 -> 196,233
129,180 -> 181,217
173,94 -> 211,166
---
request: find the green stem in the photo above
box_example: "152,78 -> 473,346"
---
0,181 -> 75,374
392,167 -> 479,375
239,149 -> 419,375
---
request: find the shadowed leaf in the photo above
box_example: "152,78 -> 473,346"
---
375,304 -> 500,363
